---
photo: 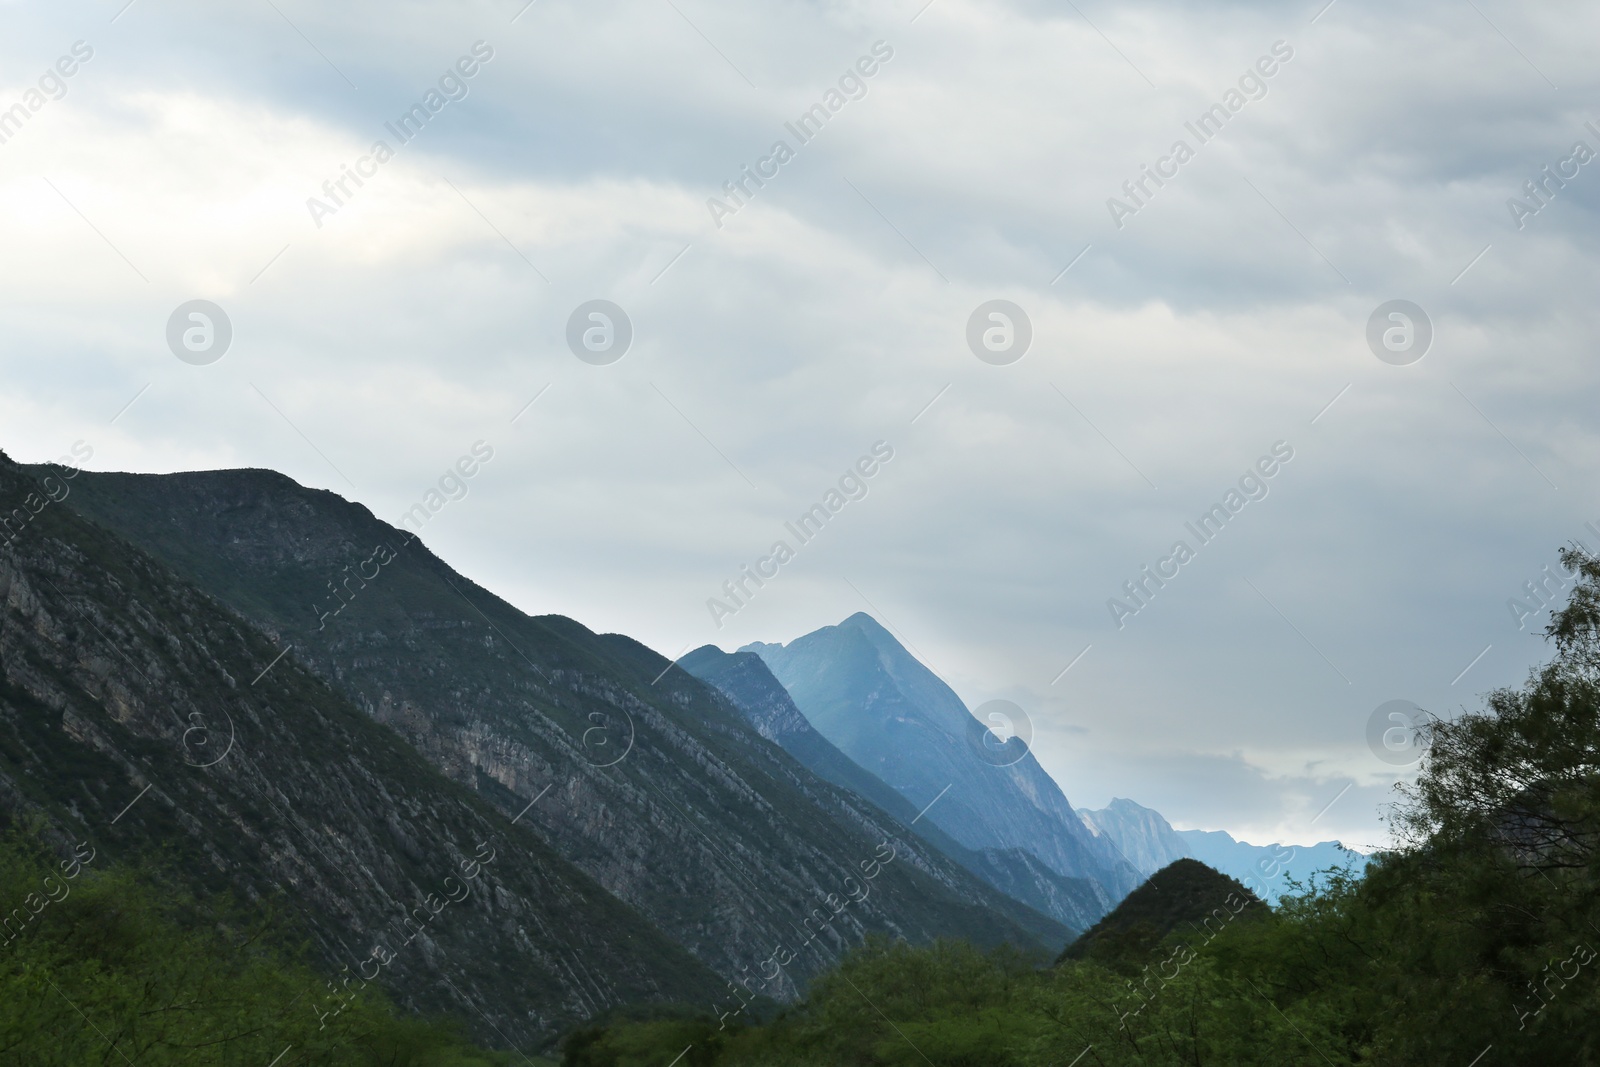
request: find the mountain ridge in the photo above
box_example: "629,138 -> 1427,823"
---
47,463 -> 1072,1008
743,613 -> 1140,922
0,452 -> 727,1049
679,644 -> 1104,936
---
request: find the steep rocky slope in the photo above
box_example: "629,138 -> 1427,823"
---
52,464 -> 1071,1007
1077,798 -> 1196,875
682,645 -> 1111,931
0,452 -> 724,1050
747,614 -> 1141,914
680,646 -> 949,845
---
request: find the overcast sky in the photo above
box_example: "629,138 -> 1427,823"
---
4,0 -> 1597,851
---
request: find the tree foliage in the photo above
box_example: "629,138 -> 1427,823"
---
0,831 -> 512,1066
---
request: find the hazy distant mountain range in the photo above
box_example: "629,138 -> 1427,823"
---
0,452 -> 1365,1047
1077,797 -> 1365,903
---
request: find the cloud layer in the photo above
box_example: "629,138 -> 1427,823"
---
5,0 -> 1598,848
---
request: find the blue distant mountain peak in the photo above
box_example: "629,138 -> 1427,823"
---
741,616 -> 1142,908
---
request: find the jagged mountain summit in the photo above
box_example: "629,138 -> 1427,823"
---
47,462 -> 1071,1017
681,645 -> 1109,933
1077,797 -> 1365,903
1077,797 -> 1197,876
744,613 -> 1141,920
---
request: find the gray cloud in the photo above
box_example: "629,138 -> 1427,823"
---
3,0 -> 1597,848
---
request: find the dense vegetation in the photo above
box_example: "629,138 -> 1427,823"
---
0,827 -> 511,1066
567,547 -> 1600,1065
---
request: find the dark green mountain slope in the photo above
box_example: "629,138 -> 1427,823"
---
1059,858 -> 1269,965
51,464 -> 1069,1003
0,451 -> 723,1050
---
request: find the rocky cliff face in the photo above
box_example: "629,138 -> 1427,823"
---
962,847 -> 1115,931
1077,798 -> 1195,875
680,645 -> 946,844
681,648 -> 814,745
746,614 -> 1141,912
53,465 -> 1068,1011
683,644 -> 1110,932
0,452 -> 724,1051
